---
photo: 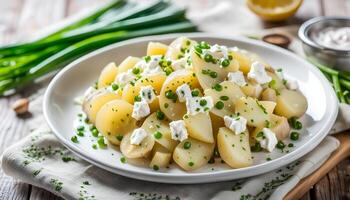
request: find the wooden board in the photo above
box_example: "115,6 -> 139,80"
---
0,0 -> 348,199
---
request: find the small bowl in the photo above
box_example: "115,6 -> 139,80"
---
298,17 -> 350,71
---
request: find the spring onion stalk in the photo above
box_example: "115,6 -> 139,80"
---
332,74 -> 345,103
0,5 -> 186,56
0,0 -> 126,54
0,22 -> 196,95
0,0 -> 165,57
39,0 -> 127,42
307,56 -> 350,104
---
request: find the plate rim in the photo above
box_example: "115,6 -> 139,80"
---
43,32 -> 339,183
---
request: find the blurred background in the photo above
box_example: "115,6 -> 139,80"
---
1,0 -> 349,45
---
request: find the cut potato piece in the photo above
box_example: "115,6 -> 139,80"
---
267,71 -> 285,91
252,114 -> 290,140
149,151 -> 172,169
210,112 -> 225,139
204,81 -> 245,118
142,113 -> 178,151
173,138 -> 214,171
152,143 -> 170,156
235,97 -> 269,127
275,89 -> 308,118
122,74 -> 166,104
183,113 -> 214,143
147,42 -> 168,56
261,88 -> 277,102
117,56 -> 141,74
165,37 -> 196,60
191,50 -> 239,89
83,90 -> 120,124
259,101 -> 276,114
95,100 -> 136,145
98,62 -> 118,88
159,69 -> 199,121
120,132 -> 155,159
269,114 -> 290,140
217,128 -> 252,168
230,49 -> 270,74
241,82 -> 262,98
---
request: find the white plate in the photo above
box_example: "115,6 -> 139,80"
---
43,33 -> 338,184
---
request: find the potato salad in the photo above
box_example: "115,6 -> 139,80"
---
79,37 -> 308,171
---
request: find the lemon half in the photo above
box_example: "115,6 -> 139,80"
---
247,0 -> 303,21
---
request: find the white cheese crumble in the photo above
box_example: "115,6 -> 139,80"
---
227,71 -> 247,86
169,120 -> 188,142
224,115 -> 247,135
139,85 -> 156,103
130,128 -> 148,145
258,128 -> 278,152
203,44 -> 229,59
135,56 -> 165,76
286,79 -> 298,90
132,100 -> 150,120
186,96 -> 214,115
116,70 -> 135,85
248,62 -> 272,84
176,84 -> 192,102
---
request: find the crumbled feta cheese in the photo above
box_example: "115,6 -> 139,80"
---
176,84 -> 192,102
224,115 -> 247,135
116,70 -> 135,85
130,128 -> 148,145
169,120 -> 188,142
258,128 -> 278,152
286,79 -> 298,90
227,71 -> 247,86
139,85 -> 156,103
171,58 -> 187,70
132,100 -> 150,120
135,56 -> 166,76
186,96 -> 214,115
203,44 -> 229,59
248,62 -> 272,84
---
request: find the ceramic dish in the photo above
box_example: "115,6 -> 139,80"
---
43,33 -> 338,184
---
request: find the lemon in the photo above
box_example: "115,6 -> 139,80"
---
246,0 -> 303,21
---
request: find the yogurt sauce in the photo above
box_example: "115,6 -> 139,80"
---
313,27 -> 350,51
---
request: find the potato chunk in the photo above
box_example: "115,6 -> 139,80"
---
173,138 -> 214,171
95,100 -> 136,145
217,127 -> 252,168
149,151 -> 172,169
191,50 -> 239,89
159,70 -> 199,120
98,62 -> 118,88
235,97 -> 269,127
120,131 -> 155,159
83,90 -> 120,124
117,56 -> 141,74
184,113 -> 214,143
147,42 -> 168,56
204,81 -> 245,118
122,74 -> 166,104
275,89 -> 308,118
142,113 -> 178,151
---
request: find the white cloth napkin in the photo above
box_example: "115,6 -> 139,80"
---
1,1 -> 349,200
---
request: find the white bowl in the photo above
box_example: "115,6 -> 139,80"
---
43,33 -> 338,184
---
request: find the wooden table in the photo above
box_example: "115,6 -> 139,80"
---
0,0 -> 349,199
